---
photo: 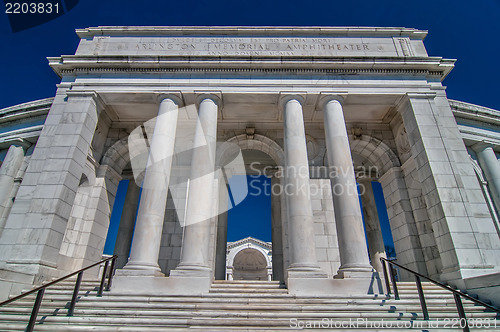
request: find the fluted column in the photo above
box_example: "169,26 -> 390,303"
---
474,142 -> 500,214
282,96 -> 325,278
123,96 -> 180,276
172,95 -> 219,278
321,96 -> 373,276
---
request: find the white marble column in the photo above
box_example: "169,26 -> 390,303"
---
474,143 -> 500,214
359,180 -> 387,274
282,96 -> 325,278
123,96 -> 180,276
114,179 -> 141,269
172,95 -> 219,278
271,174 -> 285,282
215,179 -> 229,280
321,96 -> 373,276
0,145 -> 24,234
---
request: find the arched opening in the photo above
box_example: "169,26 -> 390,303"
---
232,248 -> 269,280
350,141 -> 397,273
227,150 -> 273,241
215,136 -> 285,282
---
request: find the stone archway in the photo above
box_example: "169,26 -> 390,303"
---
58,138 -> 125,275
226,237 -> 273,281
215,134 -> 285,282
348,134 -> 432,279
232,249 -> 269,280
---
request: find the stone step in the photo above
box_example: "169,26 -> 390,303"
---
208,288 -> 288,294
4,303 -> 484,317
2,280 -> 497,331
15,291 -> 480,304
37,284 -> 101,290
213,280 -> 281,284
0,325 -> 498,332
0,314 -> 498,329
392,284 -> 451,289
1,298 -> 493,313
5,295 -> 482,310
1,304 -> 496,317
210,283 -> 284,289
0,325 -> 299,332
3,298 -> 487,311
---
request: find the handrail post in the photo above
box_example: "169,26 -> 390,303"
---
381,258 -> 391,295
106,256 -> 116,291
97,260 -> 109,297
453,293 -> 470,332
26,288 -> 45,332
67,271 -> 83,316
388,262 -> 400,300
415,275 -> 429,320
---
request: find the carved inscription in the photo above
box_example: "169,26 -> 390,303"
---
104,37 -> 396,57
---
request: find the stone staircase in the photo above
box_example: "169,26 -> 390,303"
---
0,279 -> 498,331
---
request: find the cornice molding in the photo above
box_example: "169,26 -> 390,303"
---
227,236 -> 272,250
75,26 -> 428,39
450,99 -> 500,126
48,55 -> 454,80
0,98 -> 53,122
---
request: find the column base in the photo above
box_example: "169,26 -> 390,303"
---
170,264 -> 212,279
336,263 -> 374,278
287,272 -> 384,296
111,274 -> 211,295
117,262 -> 164,277
287,264 -> 329,279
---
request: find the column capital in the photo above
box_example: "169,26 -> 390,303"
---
66,90 -> 106,111
195,92 -> 222,108
471,140 -> 496,153
317,94 -> 345,111
278,93 -> 305,110
156,92 -> 184,107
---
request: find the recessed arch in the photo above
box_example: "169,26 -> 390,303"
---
348,135 -> 401,177
217,134 -> 285,168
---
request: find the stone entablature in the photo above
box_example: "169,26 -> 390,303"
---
2,97 -> 498,153
74,26 -> 430,59
0,97 -> 52,152
47,26 -> 453,79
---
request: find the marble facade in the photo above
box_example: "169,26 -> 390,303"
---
0,26 -> 499,304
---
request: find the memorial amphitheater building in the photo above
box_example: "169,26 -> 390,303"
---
0,26 -> 499,329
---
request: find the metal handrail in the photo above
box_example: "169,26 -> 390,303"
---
0,255 -> 117,332
381,257 -> 499,332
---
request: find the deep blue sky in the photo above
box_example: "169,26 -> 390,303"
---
227,175 -> 272,242
0,1 -> 499,110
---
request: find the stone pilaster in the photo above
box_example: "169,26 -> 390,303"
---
0,90 -> 101,300
399,92 -> 500,286
379,166 -> 429,280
